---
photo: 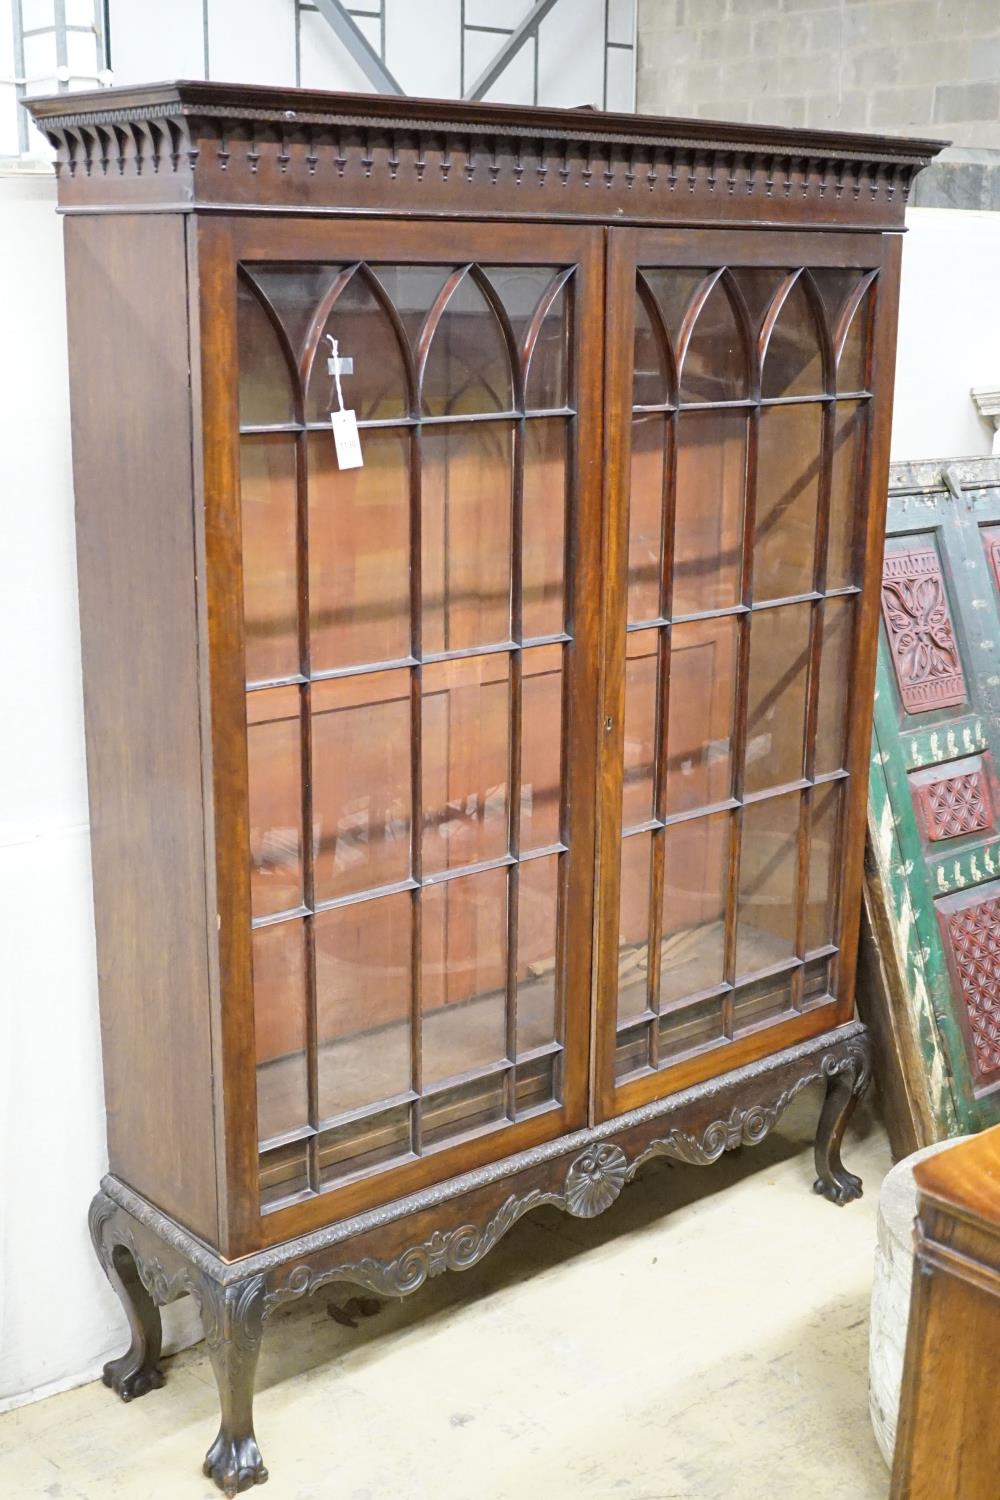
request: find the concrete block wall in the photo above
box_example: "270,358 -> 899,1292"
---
637,0 -> 1000,149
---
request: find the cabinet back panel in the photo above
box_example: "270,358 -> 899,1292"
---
64,214 -> 219,1244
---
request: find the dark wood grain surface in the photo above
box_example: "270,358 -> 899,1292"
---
64,214 -> 219,1243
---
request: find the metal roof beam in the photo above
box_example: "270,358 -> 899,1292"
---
463,0 -> 561,102
311,0 -> 403,96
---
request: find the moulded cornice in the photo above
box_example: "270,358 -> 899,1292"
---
24,81 -> 944,230
26,79 -> 945,165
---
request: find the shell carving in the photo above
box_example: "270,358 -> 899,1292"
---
564,1144 -> 628,1219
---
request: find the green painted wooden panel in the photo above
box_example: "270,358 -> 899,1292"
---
869,457 -> 1000,1137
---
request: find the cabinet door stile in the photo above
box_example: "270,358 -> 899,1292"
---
193,215 -> 261,1254
836,233 -> 903,1011
593,226 -> 638,1121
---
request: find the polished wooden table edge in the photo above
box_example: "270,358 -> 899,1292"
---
913,1121 -> 1000,1237
910,1209 -> 1000,1300
100,1017 -> 869,1283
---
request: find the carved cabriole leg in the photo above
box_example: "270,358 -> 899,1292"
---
813,1043 -> 871,1206
88,1025 -> 873,1492
197,1275 -> 269,1497
89,1186 -> 268,1495
88,1191 -> 165,1400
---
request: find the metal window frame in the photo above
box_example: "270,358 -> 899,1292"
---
7,0 -> 637,156
9,0 -> 108,153
298,0 -> 400,93
461,0 -> 636,109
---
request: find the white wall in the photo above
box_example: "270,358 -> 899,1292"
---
0,169 -> 118,1411
0,169 -> 197,1416
0,169 -> 107,1410
892,207 -> 1000,461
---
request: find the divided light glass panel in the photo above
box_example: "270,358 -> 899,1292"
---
236,257 -> 575,1211
616,261 -> 873,1083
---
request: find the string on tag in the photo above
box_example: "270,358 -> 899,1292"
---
326,333 -> 346,413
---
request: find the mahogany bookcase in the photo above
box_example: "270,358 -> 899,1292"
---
27,81 -> 940,1495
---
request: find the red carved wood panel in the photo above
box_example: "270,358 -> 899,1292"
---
881,546 -> 966,714
923,771 -> 991,840
939,884 -> 1000,1083
911,755 -> 994,843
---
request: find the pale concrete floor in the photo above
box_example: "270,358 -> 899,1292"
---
0,1090 -> 892,1500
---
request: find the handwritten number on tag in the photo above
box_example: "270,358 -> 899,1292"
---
331,408 -> 363,470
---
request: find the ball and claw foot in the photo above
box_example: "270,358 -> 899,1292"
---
203,1434 -> 269,1497
102,1355 -> 166,1401
813,1051 -> 867,1207
813,1168 -> 863,1206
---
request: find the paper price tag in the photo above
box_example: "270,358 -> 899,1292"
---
330,408 -> 363,470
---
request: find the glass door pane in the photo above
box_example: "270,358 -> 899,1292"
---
600,232 -> 884,1114
235,228 -> 600,1215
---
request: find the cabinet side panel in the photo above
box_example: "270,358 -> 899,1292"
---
64,213 -> 219,1244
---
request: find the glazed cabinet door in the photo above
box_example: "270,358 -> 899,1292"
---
205,218 -> 604,1246
594,226 -> 901,1119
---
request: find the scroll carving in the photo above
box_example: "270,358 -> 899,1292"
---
265,1039 -> 871,1306
881,547 -> 966,714
266,1116 -> 779,1306
627,1042 -> 871,1179
266,1189 -> 554,1308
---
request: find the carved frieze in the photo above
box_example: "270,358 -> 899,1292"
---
881,546 -> 966,714
95,1027 -> 871,1317
264,1190 -> 555,1305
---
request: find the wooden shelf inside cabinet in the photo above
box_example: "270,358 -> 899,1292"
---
29,81 -> 942,1496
